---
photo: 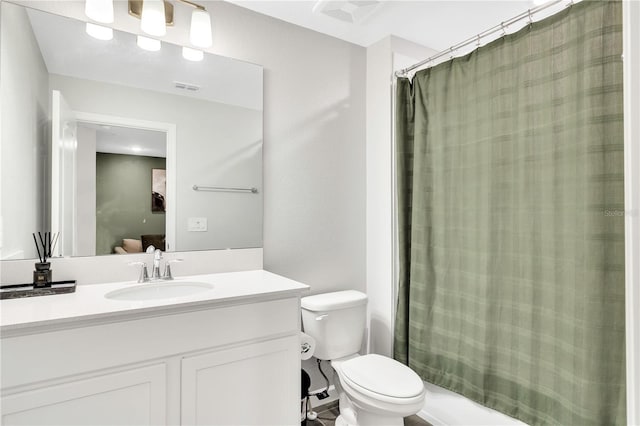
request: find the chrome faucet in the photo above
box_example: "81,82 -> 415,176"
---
163,259 -> 183,280
128,261 -> 149,283
129,251 -> 183,283
151,249 -> 163,280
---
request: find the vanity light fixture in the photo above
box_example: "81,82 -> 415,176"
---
190,8 -> 212,48
182,46 -> 203,61
85,0 -> 114,24
85,22 -> 113,40
85,0 -> 213,58
137,35 -> 162,51
127,0 -> 213,48
140,0 -> 167,36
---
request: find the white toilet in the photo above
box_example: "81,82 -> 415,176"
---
301,290 -> 426,426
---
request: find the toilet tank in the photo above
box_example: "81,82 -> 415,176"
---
301,290 -> 367,360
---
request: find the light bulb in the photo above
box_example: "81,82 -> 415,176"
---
86,22 -> 113,41
137,35 -> 161,51
141,0 -> 166,37
190,9 -> 212,48
85,0 -> 113,24
182,47 -> 204,62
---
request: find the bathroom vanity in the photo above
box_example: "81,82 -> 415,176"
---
0,270 -> 308,426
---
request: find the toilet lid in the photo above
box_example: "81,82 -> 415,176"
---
340,354 -> 424,398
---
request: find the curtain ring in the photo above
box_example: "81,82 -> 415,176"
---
501,22 -> 507,36
476,35 -> 481,47
528,9 -> 533,25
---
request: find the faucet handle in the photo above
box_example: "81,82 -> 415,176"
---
128,261 -> 149,283
163,259 -> 183,280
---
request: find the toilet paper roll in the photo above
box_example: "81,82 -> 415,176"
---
300,332 -> 316,360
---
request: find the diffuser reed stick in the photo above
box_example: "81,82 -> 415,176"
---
32,231 -> 58,286
32,233 -> 43,262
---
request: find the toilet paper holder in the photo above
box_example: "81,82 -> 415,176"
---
300,332 -> 316,360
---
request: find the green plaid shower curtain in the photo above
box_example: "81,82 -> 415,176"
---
394,1 -> 626,425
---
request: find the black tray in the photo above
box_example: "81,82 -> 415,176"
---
0,280 -> 76,300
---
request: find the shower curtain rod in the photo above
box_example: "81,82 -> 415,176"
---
395,0 -> 571,78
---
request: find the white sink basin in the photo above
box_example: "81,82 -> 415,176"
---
105,281 -> 213,301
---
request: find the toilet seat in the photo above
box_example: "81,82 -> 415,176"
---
333,354 -> 426,408
340,354 -> 424,399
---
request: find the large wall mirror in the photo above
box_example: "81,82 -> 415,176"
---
0,1 -> 263,260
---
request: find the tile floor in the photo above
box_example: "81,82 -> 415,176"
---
305,400 -> 432,426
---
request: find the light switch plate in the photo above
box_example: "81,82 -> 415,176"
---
187,217 -> 207,232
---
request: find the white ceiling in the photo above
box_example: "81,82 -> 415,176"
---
225,0 -> 538,50
79,123 -> 167,157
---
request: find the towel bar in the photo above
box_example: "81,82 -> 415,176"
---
192,185 -> 258,193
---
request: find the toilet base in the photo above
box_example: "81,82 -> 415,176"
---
335,414 -> 349,426
334,374 -> 406,426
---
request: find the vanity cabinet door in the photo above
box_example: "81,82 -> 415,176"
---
181,336 -> 300,426
1,363 -> 166,426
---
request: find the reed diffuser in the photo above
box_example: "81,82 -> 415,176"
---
32,231 -> 59,287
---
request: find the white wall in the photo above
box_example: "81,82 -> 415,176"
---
207,2 -> 368,295
0,3 -> 49,260
49,74 -> 263,252
365,36 -> 394,357
365,36 -> 436,357
75,126 -> 96,257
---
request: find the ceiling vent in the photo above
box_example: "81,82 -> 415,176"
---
312,0 -> 382,24
174,81 -> 200,91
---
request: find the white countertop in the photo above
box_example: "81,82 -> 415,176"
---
0,270 -> 309,334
